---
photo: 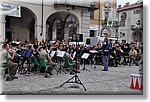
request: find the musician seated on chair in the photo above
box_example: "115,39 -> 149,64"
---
1,43 -> 18,81
129,47 -> 137,56
95,43 -> 102,65
129,46 -> 137,65
89,46 -> 96,65
16,43 -> 24,54
64,47 -> 80,72
65,47 -> 74,61
134,46 -> 142,66
32,44 -> 40,72
69,44 -> 76,55
58,44 -> 64,51
114,46 -> 123,67
40,46 -> 58,75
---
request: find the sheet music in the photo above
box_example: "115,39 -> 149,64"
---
89,50 -> 98,53
81,53 -> 90,59
50,51 -> 56,57
56,51 -> 66,57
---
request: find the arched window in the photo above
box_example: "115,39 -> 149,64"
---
120,12 -> 127,27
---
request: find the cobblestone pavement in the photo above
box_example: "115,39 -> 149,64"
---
1,65 -> 143,95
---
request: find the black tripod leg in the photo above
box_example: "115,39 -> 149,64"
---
76,77 -> 87,91
80,67 -> 91,72
60,76 -> 75,87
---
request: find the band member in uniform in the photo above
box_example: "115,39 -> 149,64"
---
101,37 -> 111,71
1,43 -> 18,81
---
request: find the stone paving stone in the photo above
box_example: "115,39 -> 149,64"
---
1,65 -> 143,95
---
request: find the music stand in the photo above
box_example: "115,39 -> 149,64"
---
56,51 -> 66,74
89,50 -> 99,69
18,49 -> 28,74
59,33 -> 87,91
80,53 -> 91,72
50,51 -> 56,58
25,50 -> 33,72
20,49 -> 33,76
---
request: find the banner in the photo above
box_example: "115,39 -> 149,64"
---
0,4 -> 21,17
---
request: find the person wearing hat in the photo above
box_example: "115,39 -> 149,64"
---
101,37 -> 111,71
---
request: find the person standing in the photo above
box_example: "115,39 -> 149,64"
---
101,37 -> 111,71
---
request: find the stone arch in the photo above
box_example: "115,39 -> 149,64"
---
46,11 -> 79,41
5,6 -> 37,43
46,12 -> 64,41
63,13 -> 79,42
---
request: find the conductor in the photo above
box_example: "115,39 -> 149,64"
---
101,37 -> 111,71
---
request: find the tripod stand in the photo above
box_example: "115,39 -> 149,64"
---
60,71 -> 87,91
59,34 -> 87,91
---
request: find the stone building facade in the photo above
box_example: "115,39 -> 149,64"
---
0,0 -> 97,43
117,1 -> 143,43
90,0 -> 117,37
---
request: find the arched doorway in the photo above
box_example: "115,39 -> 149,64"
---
132,31 -> 142,42
46,12 -> 79,42
52,19 -> 63,40
5,6 -> 37,43
64,15 -> 79,42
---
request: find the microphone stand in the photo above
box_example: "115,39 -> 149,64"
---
59,32 -> 87,91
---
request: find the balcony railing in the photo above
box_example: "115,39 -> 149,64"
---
103,8 -> 111,12
131,25 -> 143,30
101,20 -> 120,27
